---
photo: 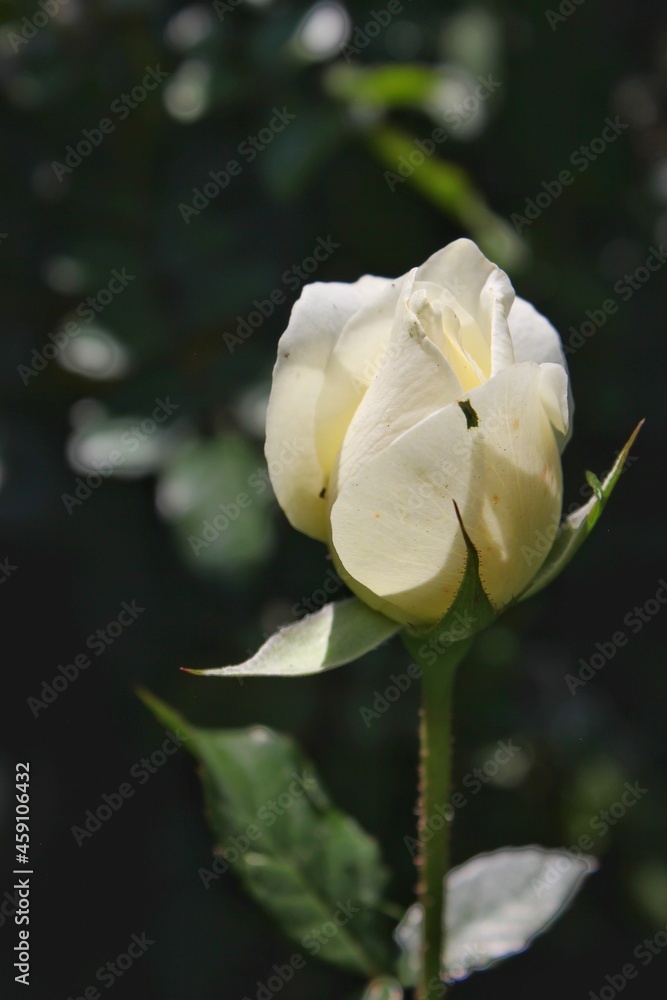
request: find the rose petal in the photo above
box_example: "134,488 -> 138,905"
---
415,238 -> 516,379
538,362 -> 569,438
509,296 -> 568,368
329,363 -> 563,626
509,297 -> 573,449
409,280 -> 484,390
333,270 -> 463,489
314,275 -> 407,476
265,275 -> 391,540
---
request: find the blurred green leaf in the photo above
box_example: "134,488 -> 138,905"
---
257,108 -> 346,201
155,434 -> 275,582
325,64 -> 442,110
139,692 -> 395,977
365,124 -> 527,271
441,7 -> 503,79
395,846 -> 596,984
66,411 -> 186,478
629,861 -> 667,925
563,756 -> 630,847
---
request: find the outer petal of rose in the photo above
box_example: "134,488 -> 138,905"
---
509,296 -> 573,450
333,270 -> 463,489
537,362 -> 569,438
509,296 -> 568,368
265,274 -> 390,541
415,238 -> 516,378
329,362 -> 563,626
314,275 -> 407,474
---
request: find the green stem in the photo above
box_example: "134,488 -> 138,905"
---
415,639 -> 471,1000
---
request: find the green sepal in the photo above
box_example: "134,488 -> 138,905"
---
521,421 -> 643,601
184,597 -> 400,679
403,502 -> 496,655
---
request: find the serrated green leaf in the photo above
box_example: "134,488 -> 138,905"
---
186,597 -> 400,678
521,421 -> 643,601
395,846 -> 596,984
403,503 -> 495,652
138,692 -> 395,977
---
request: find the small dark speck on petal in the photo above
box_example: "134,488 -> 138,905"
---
319,487 -> 327,499
458,399 -> 478,429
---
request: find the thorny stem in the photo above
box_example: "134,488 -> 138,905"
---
415,640 -> 471,999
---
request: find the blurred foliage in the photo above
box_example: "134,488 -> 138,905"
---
2,0 -> 666,997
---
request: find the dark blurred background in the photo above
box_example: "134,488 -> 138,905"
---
1,0 -> 666,997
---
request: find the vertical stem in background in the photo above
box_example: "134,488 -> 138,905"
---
415,640 -> 471,1000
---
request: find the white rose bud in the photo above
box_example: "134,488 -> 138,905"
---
265,239 -> 571,627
